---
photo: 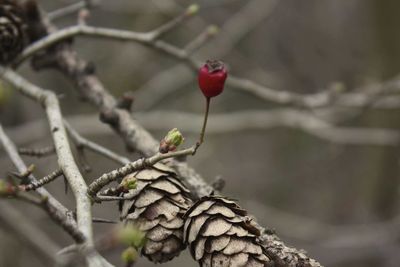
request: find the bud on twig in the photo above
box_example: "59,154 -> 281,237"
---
0,180 -> 16,196
159,128 -> 184,154
121,246 -> 138,266
207,25 -> 219,37
186,4 -> 199,16
116,224 -> 146,248
120,176 -> 137,192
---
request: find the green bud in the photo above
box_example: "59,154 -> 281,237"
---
330,81 -> 346,93
0,81 -> 11,106
117,225 -> 147,248
165,128 -> 184,147
0,180 -> 7,195
120,176 -> 137,191
207,25 -> 219,36
0,180 -> 14,196
159,128 -> 185,154
121,246 -> 138,264
186,4 -> 199,16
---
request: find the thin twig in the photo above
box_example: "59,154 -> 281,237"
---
64,120 -> 130,165
146,4 -> 199,41
13,20 -> 400,111
22,169 -> 64,191
47,0 -> 100,21
135,110 -> 400,146
6,111 -> 400,147
18,146 -> 55,157
0,124 -> 84,243
87,145 -> 197,199
184,25 -> 219,54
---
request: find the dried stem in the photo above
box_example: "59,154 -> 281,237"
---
199,97 -> 210,145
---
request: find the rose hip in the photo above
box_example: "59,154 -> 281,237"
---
198,60 -> 227,98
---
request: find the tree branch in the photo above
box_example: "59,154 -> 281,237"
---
0,68 -> 113,267
87,145 -> 197,200
64,120 -> 130,165
13,8 -> 400,111
0,124 -> 84,243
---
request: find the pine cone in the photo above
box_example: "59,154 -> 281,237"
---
119,164 -> 192,263
0,0 -> 43,64
0,0 -> 27,64
184,196 -> 271,267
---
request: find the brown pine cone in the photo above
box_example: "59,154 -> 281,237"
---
0,0 -> 44,64
0,0 -> 27,64
119,164 -> 193,263
183,196 -> 271,267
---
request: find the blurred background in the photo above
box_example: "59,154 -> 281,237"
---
1,0 -> 400,266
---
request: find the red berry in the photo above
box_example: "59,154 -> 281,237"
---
198,60 -> 227,98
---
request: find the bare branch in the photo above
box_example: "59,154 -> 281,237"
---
18,146 -> 55,157
184,25 -> 219,54
147,4 -> 199,41
0,68 -> 113,267
47,0 -> 100,21
64,120 -> 130,165
14,18 -> 400,113
13,24 -> 151,66
135,110 -> 400,146
87,145 -> 197,199
0,124 -> 84,243
22,169 -> 64,191
0,67 -> 93,240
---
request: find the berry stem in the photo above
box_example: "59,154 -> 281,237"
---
199,97 -> 211,145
